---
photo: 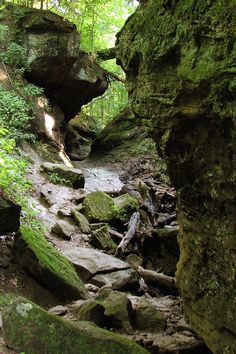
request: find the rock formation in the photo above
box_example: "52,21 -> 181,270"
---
116,1 -> 236,352
0,4 -> 108,120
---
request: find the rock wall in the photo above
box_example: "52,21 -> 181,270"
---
116,1 -> 236,352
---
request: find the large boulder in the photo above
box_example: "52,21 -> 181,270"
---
15,226 -> 88,300
0,195 -> 21,235
40,162 -> 85,189
2,297 -> 148,354
0,4 -> 108,120
82,191 -> 139,224
116,0 -> 236,352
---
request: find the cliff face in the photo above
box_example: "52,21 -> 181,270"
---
116,1 -> 236,352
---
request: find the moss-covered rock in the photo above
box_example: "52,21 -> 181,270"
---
116,0 -> 236,351
40,162 -> 85,189
71,209 -> 91,234
82,191 -> 115,222
113,194 -> 139,223
15,225 -> 88,300
82,191 -> 139,224
90,224 -> 117,252
2,297 -> 148,354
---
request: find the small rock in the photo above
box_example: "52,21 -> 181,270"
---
51,220 -> 74,240
132,297 -> 167,332
40,162 -> 85,189
90,224 -> 117,253
91,268 -> 139,292
85,283 -> 99,293
48,305 -> 68,316
71,209 -> 91,234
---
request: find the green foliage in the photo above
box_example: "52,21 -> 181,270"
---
47,172 -> 70,186
0,23 -> 7,44
0,85 -> 35,142
84,60 -> 128,125
0,42 -> 28,68
0,128 -> 41,229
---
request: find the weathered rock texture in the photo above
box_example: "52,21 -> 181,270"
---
116,1 -> 236,353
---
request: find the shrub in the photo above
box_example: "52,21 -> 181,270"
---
0,85 -> 35,142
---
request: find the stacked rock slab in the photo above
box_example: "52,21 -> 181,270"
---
116,1 -> 236,353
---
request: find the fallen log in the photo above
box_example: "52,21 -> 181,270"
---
137,266 -> 178,294
115,212 -> 140,256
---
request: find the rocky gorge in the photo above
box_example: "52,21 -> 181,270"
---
0,1 -> 235,353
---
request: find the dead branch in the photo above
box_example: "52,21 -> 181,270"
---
137,266 -> 177,293
115,212 -> 140,256
108,228 -> 124,240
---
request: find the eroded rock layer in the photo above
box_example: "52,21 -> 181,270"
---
116,1 -> 236,352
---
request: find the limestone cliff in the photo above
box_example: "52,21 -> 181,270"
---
116,1 -> 236,352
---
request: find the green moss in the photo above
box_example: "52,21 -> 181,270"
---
0,293 -> 16,310
113,194 -> 139,223
83,191 -> 115,222
18,225 -> 87,300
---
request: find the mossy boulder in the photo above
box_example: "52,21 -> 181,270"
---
2,297 -> 148,354
0,195 -> 21,235
40,162 -> 85,189
101,291 -> 134,332
15,225 -> 88,300
82,191 -> 139,224
82,191 -> 114,222
113,194 -> 139,223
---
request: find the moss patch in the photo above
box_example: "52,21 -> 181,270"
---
16,225 -> 88,300
83,191 -> 115,222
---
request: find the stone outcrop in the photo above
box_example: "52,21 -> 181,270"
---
0,4 -> 108,120
116,1 -> 236,353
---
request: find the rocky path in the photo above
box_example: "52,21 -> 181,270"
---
0,150 -> 212,353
